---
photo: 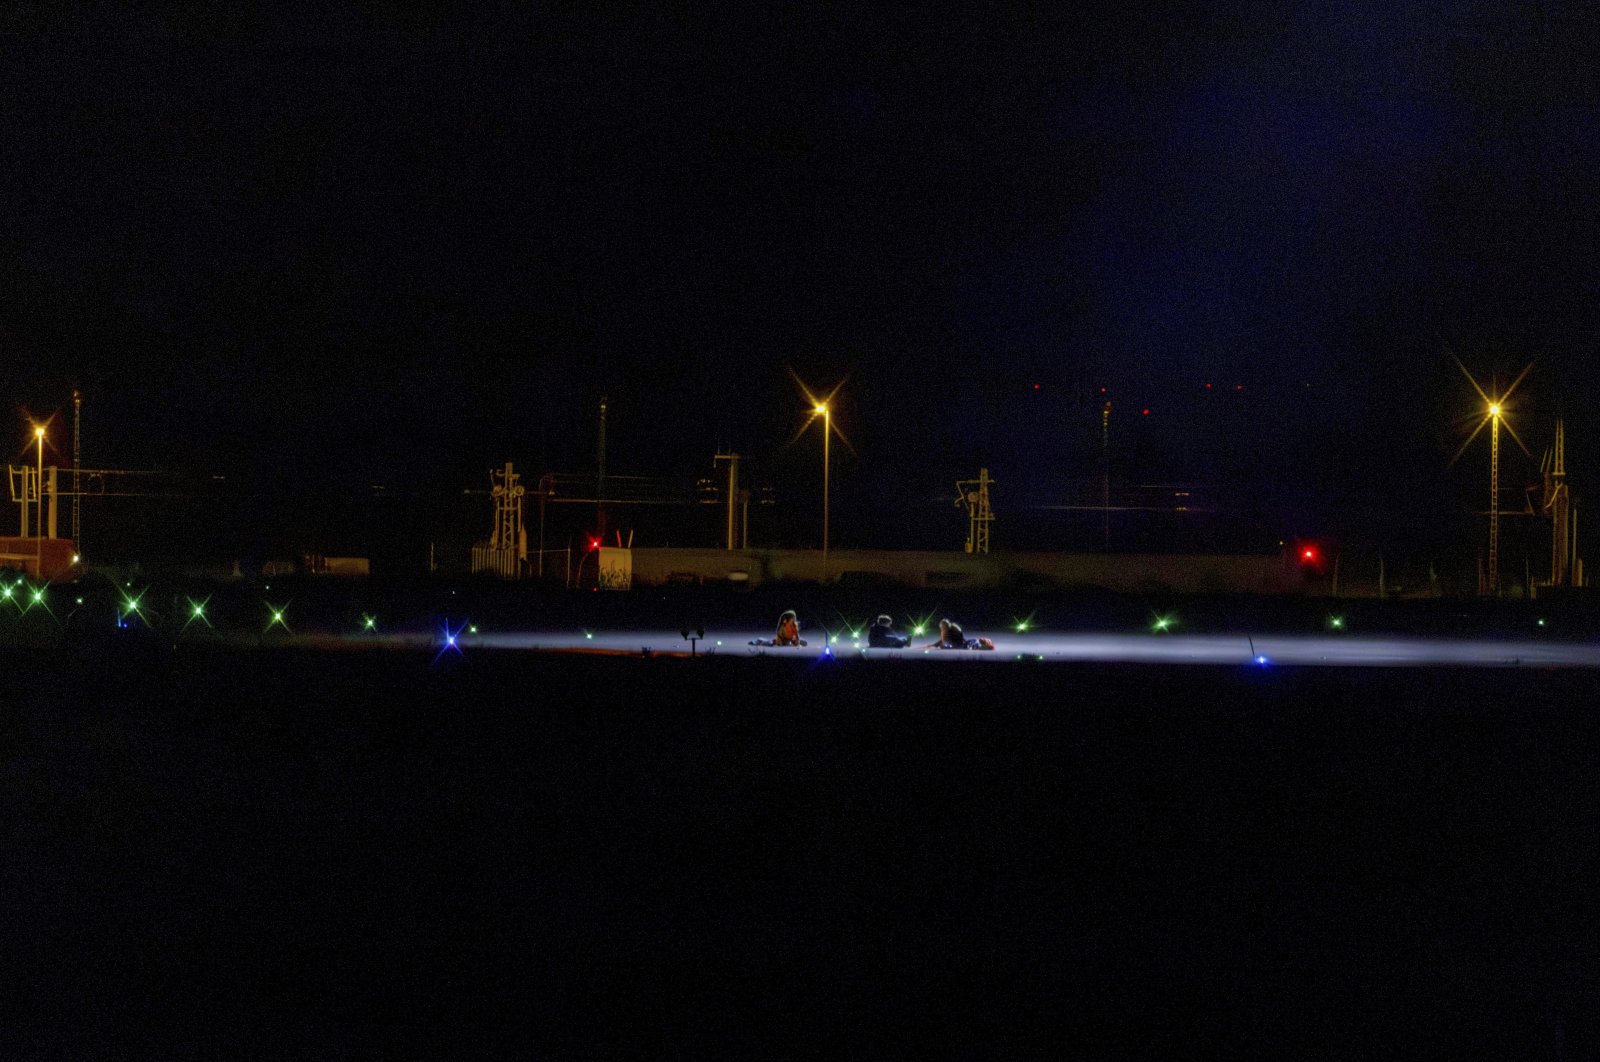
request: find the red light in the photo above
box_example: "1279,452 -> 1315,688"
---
1205,383 -> 1212,389
1302,548 -> 1315,560
1033,383 -> 1041,390
1099,387 -> 1107,393
1142,408 -> 1150,415
587,537 -> 600,551
1235,384 -> 1244,391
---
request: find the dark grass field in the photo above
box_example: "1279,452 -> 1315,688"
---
4,644 -> 1599,1059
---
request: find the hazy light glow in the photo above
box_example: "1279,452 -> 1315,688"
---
435,620 -> 468,662
184,595 -> 214,630
386,627 -> 1600,669
118,591 -> 147,628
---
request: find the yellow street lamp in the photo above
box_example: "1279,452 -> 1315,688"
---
815,402 -> 829,580
789,371 -> 853,585
33,425 -> 44,577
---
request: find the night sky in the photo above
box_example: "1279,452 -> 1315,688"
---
6,4 -> 1600,561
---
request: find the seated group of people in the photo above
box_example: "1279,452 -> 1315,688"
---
753,611 -> 993,650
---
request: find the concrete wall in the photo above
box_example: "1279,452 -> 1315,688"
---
622,548 -> 1304,594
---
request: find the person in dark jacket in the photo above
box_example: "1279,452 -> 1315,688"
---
926,617 -> 994,650
867,614 -> 910,649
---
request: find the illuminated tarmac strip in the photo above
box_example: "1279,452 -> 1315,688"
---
275,630 -> 1600,669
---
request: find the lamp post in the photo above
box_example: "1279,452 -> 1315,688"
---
815,402 -> 829,583
33,425 -> 44,578
1488,402 -> 1501,596
1450,358 -> 1532,598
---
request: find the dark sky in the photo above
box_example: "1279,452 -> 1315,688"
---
5,3 -> 1600,557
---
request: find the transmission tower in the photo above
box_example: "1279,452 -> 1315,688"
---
1541,417 -> 1575,587
470,462 -> 528,578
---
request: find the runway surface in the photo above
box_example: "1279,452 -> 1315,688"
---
306,626 -> 1600,668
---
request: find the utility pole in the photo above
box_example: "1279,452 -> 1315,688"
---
1101,399 -> 1111,551
714,452 -> 743,550
596,395 -> 608,546
72,390 -> 81,548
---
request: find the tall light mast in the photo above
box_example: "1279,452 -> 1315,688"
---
1451,358 -> 1533,597
1489,403 -> 1500,594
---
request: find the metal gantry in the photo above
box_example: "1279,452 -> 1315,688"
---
470,462 -> 528,578
955,467 -> 994,554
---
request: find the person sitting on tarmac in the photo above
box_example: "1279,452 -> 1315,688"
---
867,614 -> 910,649
924,617 -> 995,650
750,609 -> 808,647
